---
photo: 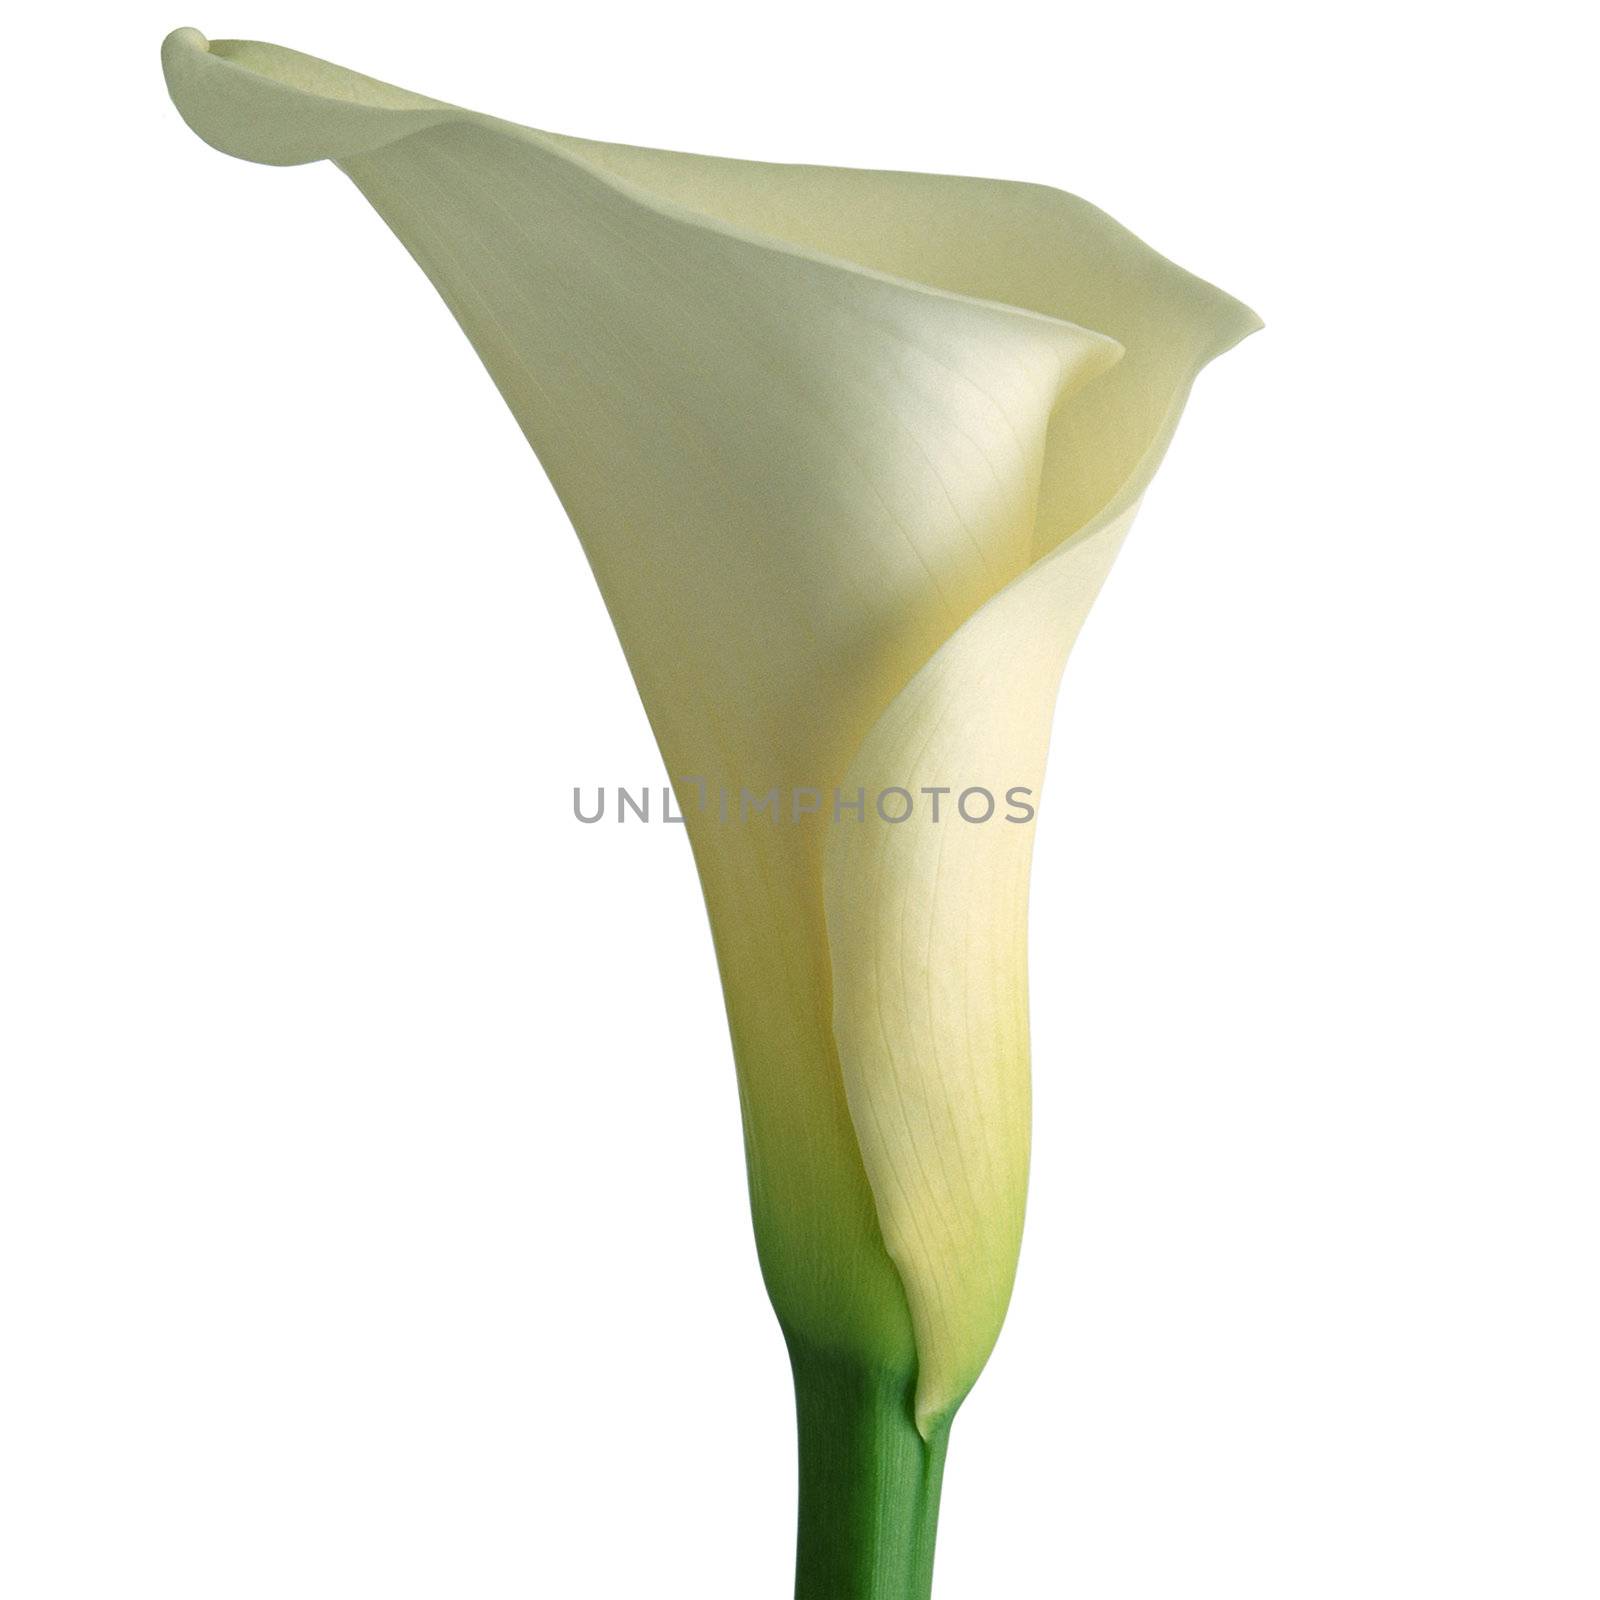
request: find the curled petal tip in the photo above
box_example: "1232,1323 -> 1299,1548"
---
160,26 -> 452,166
1217,297 -> 1266,357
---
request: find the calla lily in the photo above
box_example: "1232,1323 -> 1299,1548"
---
162,27 -> 1259,1598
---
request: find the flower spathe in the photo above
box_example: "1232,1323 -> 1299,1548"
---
163,25 -> 1258,1590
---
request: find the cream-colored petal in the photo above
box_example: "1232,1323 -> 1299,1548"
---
826,309 -> 1255,1427
825,505 -> 1132,1431
162,29 -> 1257,1398
162,29 -> 1125,1368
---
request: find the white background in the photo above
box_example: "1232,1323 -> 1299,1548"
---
3,3 -> 1595,1596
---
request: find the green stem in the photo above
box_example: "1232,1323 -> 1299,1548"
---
786,1337 -> 952,1600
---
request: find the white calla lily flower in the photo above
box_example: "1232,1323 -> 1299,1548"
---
163,29 -> 1258,1596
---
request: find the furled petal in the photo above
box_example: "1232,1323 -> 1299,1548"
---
826,504 -> 1136,1431
807,192 -> 1261,1427
161,30 -> 1258,1409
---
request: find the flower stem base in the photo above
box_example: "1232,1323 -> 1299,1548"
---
787,1337 -> 952,1600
